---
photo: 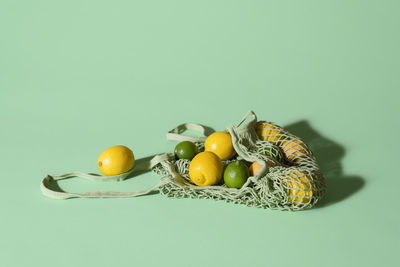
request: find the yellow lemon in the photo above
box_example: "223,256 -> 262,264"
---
285,170 -> 314,205
255,121 -> 284,144
97,145 -> 135,176
280,139 -> 309,163
249,161 -> 263,176
204,132 -> 236,160
189,151 -> 223,186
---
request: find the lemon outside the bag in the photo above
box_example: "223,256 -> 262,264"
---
204,132 -> 236,160
284,170 -> 314,205
189,151 -> 223,186
97,145 -> 135,176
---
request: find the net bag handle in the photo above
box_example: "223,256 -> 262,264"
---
166,122 -> 214,142
166,111 -> 257,142
40,154 -> 172,199
236,110 -> 258,127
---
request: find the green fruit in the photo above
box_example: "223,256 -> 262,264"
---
174,141 -> 198,160
223,161 -> 249,188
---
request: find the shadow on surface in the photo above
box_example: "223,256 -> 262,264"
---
284,121 -> 365,208
45,178 -> 67,193
125,155 -> 156,180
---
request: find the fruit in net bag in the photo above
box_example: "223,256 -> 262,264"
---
223,161 -> 249,189
174,141 -> 198,160
284,170 -> 314,205
204,132 -> 236,160
189,151 -> 223,186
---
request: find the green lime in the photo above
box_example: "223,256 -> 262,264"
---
174,141 -> 198,160
223,161 -> 249,188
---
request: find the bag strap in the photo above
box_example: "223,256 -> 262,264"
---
236,110 -> 257,127
166,122 -> 214,142
40,154 -> 172,200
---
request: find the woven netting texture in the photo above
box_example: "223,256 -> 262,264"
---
152,120 -> 327,211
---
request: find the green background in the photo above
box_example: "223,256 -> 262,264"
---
1,1 -> 399,266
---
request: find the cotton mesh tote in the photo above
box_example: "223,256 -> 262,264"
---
41,110 -> 327,211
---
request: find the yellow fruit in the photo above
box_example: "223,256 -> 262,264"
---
256,121 -> 310,163
285,170 -> 313,205
281,139 -> 309,162
97,145 -> 135,176
204,132 -> 236,160
255,121 -> 284,144
249,161 -> 263,176
189,151 -> 223,186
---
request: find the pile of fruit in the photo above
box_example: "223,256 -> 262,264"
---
174,132 -> 260,189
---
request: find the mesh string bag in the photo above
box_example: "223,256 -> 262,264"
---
40,110 -> 326,211
153,111 -> 327,211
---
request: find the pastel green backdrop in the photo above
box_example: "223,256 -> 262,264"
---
1,1 -> 399,267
